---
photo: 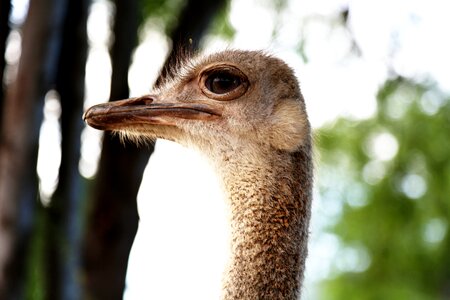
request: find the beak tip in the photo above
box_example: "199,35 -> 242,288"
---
82,107 -> 92,123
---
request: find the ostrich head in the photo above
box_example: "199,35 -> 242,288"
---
84,50 -> 310,158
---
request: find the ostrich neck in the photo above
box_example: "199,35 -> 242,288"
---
214,144 -> 313,300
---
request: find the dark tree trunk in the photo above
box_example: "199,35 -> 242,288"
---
0,0 -> 52,298
0,0 -> 11,122
156,0 -> 228,88
82,0 -> 146,299
44,0 -> 90,299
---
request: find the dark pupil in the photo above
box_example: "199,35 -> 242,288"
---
206,72 -> 241,94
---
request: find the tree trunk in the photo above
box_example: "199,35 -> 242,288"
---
156,0 -> 228,87
44,0 -> 90,299
82,0 -> 146,299
0,0 -> 52,297
0,0 -> 11,123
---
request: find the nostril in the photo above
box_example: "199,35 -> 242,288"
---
126,95 -> 156,106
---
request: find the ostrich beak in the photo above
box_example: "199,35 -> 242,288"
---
83,95 -> 221,131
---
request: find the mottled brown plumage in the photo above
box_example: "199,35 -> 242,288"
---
84,50 -> 313,299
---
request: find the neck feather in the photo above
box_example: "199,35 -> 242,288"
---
213,143 -> 313,300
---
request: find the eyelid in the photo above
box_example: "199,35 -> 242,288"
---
199,65 -> 249,101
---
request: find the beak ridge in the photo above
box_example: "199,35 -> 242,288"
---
83,95 -> 221,131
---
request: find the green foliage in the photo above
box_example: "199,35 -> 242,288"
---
208,1 -> 235,40
139,0 -> 186,34
317,77 -> 450,299
139,0 -> 235,40
25,211 -> 46,300
261,0 -> 288,12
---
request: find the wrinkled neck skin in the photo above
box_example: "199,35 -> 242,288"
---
198,140 -> 313,300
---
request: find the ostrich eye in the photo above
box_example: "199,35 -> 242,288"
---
205,71 -> 242,95
200,65 -> 249,100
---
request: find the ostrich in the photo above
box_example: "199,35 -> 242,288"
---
84,50 -> 313,299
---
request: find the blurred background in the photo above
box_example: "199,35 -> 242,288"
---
0,0 -> 449,299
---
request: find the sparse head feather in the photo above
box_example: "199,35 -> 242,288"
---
155,46 -> 196,89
